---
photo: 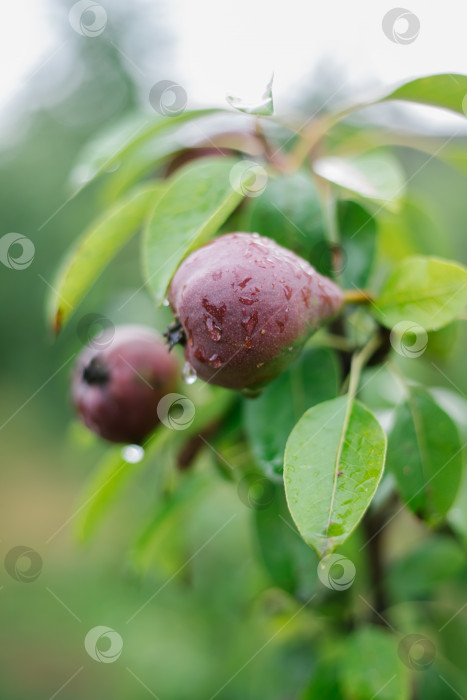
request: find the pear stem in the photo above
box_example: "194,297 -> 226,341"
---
343,289 -> 374,305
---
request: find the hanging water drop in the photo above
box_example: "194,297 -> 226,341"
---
182,361 -> 197,384
121,444 -> 145,463
162,296 -> 170,307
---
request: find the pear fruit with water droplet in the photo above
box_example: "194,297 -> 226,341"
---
71,325 -> 178,443
167,233 -> 343,391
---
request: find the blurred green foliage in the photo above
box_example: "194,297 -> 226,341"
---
1,4 -> 467,699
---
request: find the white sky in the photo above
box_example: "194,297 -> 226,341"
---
1,0 -> 467,125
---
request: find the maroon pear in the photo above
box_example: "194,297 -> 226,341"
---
168,233 -> 344,390
72,325 -> 178,443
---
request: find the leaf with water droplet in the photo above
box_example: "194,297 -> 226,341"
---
226,74 -> 274,116
284,395 -> 386,557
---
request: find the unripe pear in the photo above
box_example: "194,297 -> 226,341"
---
168,233 -> 343,390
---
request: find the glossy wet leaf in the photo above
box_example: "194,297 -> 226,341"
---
313,150 -> 405,209
387,386 -> 463,524
373,256 -> 467,331
284,395 -> 386,558
244,348 -> 339,479
339,627 -> 410,700
50,182 -> 165,333
338,200 -> 377,288
144,156 -> 245,304
245,170 -> 328,273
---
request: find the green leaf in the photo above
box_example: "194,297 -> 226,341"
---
328,126 -> 467,178
313,150 -> 405,209
75,387 -> 234,542
131,471 -> 210,571
387,535 -> 465,600
98,138 -> 186,203
382,73 -> 467,117
284,395 -> 386,557
310,75 -> 467,157
245,170 -> 328,273
254,483 -> 318,597
100,130 -> 265,203
75,427 -> 172,542
339,627 -> 410,700
377,197 -> 448,263
301,662 -> 344,699
244,348 -> 340,479
70,109 -> 219,189
50,182 -> 165,332
143,156 -> 245,304
373,256 -> 467,331
226,75 -> 274,115
338,200 -> 377,288
387,386 -> 463,524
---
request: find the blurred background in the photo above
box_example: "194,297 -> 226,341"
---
1,1 -> 467,698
